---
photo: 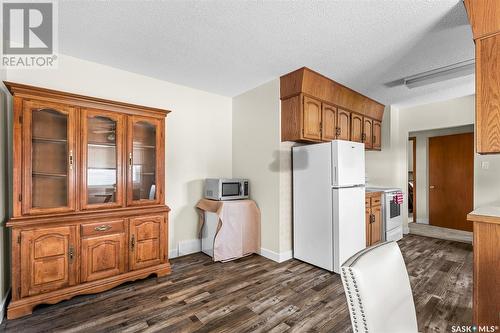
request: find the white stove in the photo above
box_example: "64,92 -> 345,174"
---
366,187 -> 403,242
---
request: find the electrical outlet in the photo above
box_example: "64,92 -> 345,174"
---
481,161 -> 489,170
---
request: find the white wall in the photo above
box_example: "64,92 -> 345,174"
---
232,79 -> 293,259
367,95 -> 500,232
409,125 -> 474,224
5,54 -> 233,257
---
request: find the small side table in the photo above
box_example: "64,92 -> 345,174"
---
196,199 -> 261,262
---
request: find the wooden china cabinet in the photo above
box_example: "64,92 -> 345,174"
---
4,82 -> 171,319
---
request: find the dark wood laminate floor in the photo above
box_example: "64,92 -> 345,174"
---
1,235 -> 472,333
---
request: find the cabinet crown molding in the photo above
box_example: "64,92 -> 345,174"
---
280,67 -> 385,121
3,81 -> 171,118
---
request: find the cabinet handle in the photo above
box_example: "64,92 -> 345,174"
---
94,225 -> 111,232
69,150 -> 74,170
362,133 -> 366,142
336,127 -> 341,137
131,235 -> 135,249
69,245 -> 74,262
129,152 -> 133,168
370,214 -> 375,224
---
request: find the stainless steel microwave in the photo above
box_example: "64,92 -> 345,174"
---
204,178 -> 249,201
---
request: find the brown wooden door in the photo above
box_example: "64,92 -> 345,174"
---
22,100 -> 77,215
429,133 -> 474,231
365,207 -> 371,246
337,109 -> 351,140
370,205 -> 382,245
20,226 -> 78,297
372,120 -> 382,150
81,108 -> 125,210
350,114 -> 363,142
321,103 -> 337,141
127,116 -> 164,206
129,215 -> 166,270
81,220 -> 127,282
363,118 -> 373,149
302,96 -> 322,141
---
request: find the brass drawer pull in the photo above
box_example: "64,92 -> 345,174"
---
94,225 -> 112,232
69,150 -> 74,170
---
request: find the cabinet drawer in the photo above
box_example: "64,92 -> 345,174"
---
81,219 -> 125,237
371,196 -> 382,206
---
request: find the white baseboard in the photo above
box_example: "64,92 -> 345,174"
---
168,248 -> 179,259
416,218 -> 429,224
169,239 -> 201,259
0,288 -> 11,324
408,222 -> 472,243
259,248 -> 293,263
168,240 -> 295,263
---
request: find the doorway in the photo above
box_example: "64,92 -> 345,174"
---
428,132 -> 473,232
408,137 -> 416,223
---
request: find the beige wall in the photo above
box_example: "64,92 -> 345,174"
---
232,79 -> 281,253
367,95 -> 500,232
5,54 -> 233,257
365,105 -> 402,188
232,79 -> 293,258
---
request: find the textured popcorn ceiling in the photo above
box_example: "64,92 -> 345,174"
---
58,0 -> 474,107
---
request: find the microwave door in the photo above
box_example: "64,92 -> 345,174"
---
222,182 -> 241,199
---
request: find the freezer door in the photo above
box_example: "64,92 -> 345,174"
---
293,143 -> 333,271
332,140 -> 365,187
332,186 -> 366,273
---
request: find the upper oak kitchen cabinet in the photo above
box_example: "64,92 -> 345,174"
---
5,82 -> 171,320
464,0 -> 500,154
280,67 -> 384,150
463,1 -> 500,327
350,113 -> 363,143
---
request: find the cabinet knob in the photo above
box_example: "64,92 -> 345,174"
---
430,185 -> 436,189
131,235 -> 135,249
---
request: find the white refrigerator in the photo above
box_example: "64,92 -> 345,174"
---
292,140 -> 366,273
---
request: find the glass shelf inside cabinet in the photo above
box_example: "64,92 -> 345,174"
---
31,109 -> 69,208
87,116 -> 118,205
132,121 -> 157,201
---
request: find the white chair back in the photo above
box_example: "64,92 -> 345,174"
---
341,241 -> 418,333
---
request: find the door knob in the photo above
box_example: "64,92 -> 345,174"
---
429,185 -> 435,189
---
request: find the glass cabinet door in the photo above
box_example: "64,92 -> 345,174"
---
127,116 -> 163,205
81,109 -> 125,209
23,100 -> 76,215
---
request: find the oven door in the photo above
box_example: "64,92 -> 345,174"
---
385,193 -> 402,231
